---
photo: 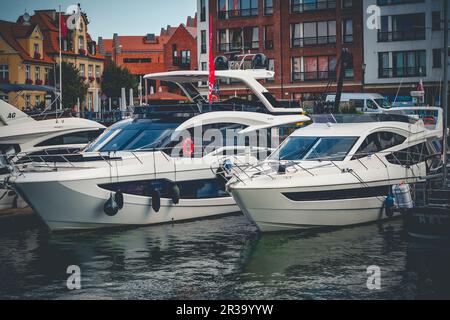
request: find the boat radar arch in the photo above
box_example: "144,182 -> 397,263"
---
144,70 -> 303,115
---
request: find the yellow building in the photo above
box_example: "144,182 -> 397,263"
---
0,7 -> 105,111
0,18 -> 54,110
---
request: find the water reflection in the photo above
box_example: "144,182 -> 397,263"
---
0,216 -> 449,299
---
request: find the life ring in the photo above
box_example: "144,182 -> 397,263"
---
182,138 -> 194,157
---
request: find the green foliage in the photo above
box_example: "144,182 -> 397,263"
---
56,62 -> 88,108
101,62 -> 138,99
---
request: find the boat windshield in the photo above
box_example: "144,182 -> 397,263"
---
375,99 -> 391,109
84,120 -> 178,152
269,136 -> 359,161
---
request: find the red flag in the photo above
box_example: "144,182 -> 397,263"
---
59,14 -> 68,38
208,14 -> 215,104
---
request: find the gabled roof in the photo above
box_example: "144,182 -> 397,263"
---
18,10 -> 105,60
0,20 -> 53,64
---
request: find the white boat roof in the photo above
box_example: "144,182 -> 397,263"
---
173,111 -> 310,136
0,117 -> 105,142
290,121 -> 427,138
144,70 -> 302,114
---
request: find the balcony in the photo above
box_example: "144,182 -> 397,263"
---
379,67 -> 426,78
377,0 -> 425,6
378,30 -> 426,42
291,0 -> 336,13
292,35 -> 336,48
218,8 -> 258,20
218,41 -> 259,52
292,71 -> 337,81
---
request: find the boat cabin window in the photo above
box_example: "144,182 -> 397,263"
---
99,178 -> 229,200
352,131 -> 406,160
85,121 -> 179,152
366,100 -> 378,110
269,136 -> 358,161
386,143 -> 430,166
35,129 -> 104,147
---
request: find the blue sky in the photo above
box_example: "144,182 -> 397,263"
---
0,0 -> 197,40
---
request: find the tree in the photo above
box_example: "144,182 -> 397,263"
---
56,62 -> 88,109
101,62 -> 138,100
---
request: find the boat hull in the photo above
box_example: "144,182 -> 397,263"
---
231,187 -> 399,232
13,179 -> 240,231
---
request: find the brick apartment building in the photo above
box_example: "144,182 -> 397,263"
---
198,0 -> 363,101
99,17 -> 197,95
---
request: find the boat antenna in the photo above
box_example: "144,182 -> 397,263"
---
58,4 -> 63,115
443,0 -> 449,189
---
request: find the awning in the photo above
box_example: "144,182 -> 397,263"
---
0,83 -> 57,93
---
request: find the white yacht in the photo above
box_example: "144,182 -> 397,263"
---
7,69 -> 309,231
0,99 -> 105,210
228,111 -> 444,232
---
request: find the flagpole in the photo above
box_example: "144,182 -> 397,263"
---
208,13 -> 215,104
58,5 -> 63,111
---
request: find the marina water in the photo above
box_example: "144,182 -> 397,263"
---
0,215 -> 450,300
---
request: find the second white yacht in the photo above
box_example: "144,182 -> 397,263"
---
228,111 -> 444,232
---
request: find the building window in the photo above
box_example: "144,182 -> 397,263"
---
433,49 -> 442,68
79,64 -> 86,77
172,44 -> 178,65
291,21 -> 336,47
25,65 -> 31,80
268,59 -> 275,81
343,19 -> 353,43
292,56 -> 337,81
35,66 -> 40,80
378,13 -> 426,42
264,0 -> 273,15
96,65 -> 101,77
34,43 -> 39,54
342,0 -> 353,8
200,0 -> 206,21
378,50 -> 426,78
201,30 -> 207,54
219,0 -> 258,19
264,25 -> 274,49
218,29 -> 228,51
78,36 -> 84,50
88,65 -> 93,78
25,94 -> 31,108
45,68 -> 51,82
181,50 -> 191,65
0,65 -> 9,81
35,95 -> 41,107
123,58 -> 152,63
432,12 -> 441,31
291,0 -> 336,13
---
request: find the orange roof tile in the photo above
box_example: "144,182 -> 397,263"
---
0,19 -> 53,64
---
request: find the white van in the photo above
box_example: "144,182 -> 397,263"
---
325,93 -> 392,113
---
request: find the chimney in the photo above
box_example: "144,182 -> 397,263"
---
98,37 -> 105,55
113,33 -> 121,54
